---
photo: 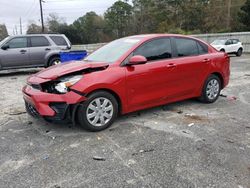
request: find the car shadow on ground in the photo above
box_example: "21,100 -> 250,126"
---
32,98 -> 202,134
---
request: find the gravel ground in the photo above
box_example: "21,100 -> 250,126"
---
0,55 -> 250,188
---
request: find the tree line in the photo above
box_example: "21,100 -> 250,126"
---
1,0 -> 250,43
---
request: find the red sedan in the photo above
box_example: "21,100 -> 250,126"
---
22,34 -> 230,131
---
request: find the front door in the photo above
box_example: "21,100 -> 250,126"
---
125,37 -> 174,111
1,37 -> 29,68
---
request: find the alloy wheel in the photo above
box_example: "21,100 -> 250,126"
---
206,79 -> 220,100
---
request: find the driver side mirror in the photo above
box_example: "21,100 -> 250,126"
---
1,44 -> 9,50
127,55 -> 147,66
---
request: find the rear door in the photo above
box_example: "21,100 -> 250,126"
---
167,37 -> 210,99
28,36 -> 51,66
1,37 -> 29,68
125,37 -> 175,110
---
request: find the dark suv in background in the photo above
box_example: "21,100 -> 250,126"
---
0,34 -> 71,70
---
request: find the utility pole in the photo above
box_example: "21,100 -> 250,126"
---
19,17 -> 22,35
39,0 -> 45,33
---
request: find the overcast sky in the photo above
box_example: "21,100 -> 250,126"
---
0,0 -> 125,35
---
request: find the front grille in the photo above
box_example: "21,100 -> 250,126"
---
49,102 -> 69,120
25,102 -> 40,117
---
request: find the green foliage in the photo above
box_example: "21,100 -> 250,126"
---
0,24 -> 8,40
104,0 -> 133,38
23,0 -> 247,44
26,23 -> 48,34
238,0 -> 250,30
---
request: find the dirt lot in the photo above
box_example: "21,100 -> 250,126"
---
0,55 -> 250,188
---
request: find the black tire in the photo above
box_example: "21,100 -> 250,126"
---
220,49 -> 225,52
236,48 -> 243,57
77,91 -> 118,132
199,74 -> 221,103
48,56 -> 61,67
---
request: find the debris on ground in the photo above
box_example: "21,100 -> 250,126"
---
132,149 -> 154,156
188,123 -> 194,127
93,156 -> 106,161
227,139 -> 235,143
220,94 -> 237,101
177,110 -> 183,114
46,130 -> 50,133
43,155 -> 49,160
5,111 -> 27,116
27,121 -> 33,125
245,74 -> 250,77
10,77 -> 17,80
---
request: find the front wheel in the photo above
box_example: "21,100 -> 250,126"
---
77,91 -> 118,131
236,48 -> 243,57
199,75 -> 221,103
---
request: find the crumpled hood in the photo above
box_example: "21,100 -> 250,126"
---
34,61 -> 109,80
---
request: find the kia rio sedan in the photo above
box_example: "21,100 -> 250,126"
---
23,34 -> 230,131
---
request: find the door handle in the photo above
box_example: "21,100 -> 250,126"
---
166,63 -> 176,68
20,49 -> 27,53
202,58 -> 211,63
45,48 -> 51,51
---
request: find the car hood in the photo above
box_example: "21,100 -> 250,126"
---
211,44 -> 223,48
34,61 -> 109,80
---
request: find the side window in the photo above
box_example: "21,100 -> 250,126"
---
197,41 -> 208,54
232,39 -> 239,44
7,37 -> 27,49
226,39 -> 233,45
175,38 -> 199,57
134,38 -> 172,61
30,36 -> 50,47
50,36 -> 67,46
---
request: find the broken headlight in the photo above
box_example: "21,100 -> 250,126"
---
54,75 -> 83,94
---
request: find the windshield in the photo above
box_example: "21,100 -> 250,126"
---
0,36 -> 10,46
211,40 -> 226,45
84,37 -> 141,63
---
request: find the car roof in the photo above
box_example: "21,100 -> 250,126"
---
8,34 -> 65,37
125,33 -> 207,44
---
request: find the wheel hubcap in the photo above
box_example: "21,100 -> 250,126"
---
206,79 -> 220,100
53,60 -> 61,65
86,97 -> 114,127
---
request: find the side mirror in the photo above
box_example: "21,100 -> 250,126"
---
127,55 -> 147,65
1,44 -> 9,50
225,41 -> 231,45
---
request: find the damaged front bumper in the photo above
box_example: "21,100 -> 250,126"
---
22,85 -> 87,123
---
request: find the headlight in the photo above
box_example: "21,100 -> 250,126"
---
54,75 -> 83,94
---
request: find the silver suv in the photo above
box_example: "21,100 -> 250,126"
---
0,34 -> 71,70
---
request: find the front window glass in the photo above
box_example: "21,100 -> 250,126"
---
134,38 -> 172,61
7,37 -> 28,48
84,38 -> 141,63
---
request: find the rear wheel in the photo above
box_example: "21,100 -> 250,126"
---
48,56 -> 61,67
236,48 -> 243,57
77,91 -> 118,131
199,74 -> 221,103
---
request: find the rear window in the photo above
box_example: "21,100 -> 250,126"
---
197,41 -> 208,54
30,36 -> 50,47
50,36 -> 67,46
175,38 -> 199,57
